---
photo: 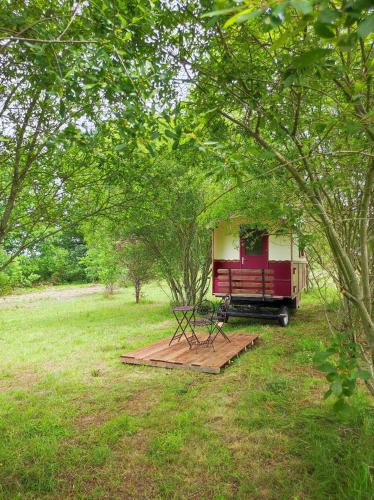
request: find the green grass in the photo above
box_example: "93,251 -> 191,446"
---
0,284 -> 373,499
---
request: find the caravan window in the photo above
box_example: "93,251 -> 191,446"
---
240,226 -> 263,256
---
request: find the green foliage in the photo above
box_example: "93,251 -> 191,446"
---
0,0 -> 164,270
0,230 -> 89,293
83,231 -> 124,292
119,239 -> 157,302
83,225 -> 157,300
219,0 -> 374,42
314,334 -> 372,412
84,147 -> 214,305
33,242 -> 69,284
0,250 -> 39,294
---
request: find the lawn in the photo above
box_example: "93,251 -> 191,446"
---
0,284 -> 373,499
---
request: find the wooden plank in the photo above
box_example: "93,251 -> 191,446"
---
217,275 -> 274,282
121,333 -> 259,374
167,336 -> 232,366
123,337 -> 170,358
219,273 -> 274,281
125,331 -> 199,360
146,339 -> 201,362
175,348 -> 217,367
217,278 -> 273,282
219,271 -> 273,275
214,293 -> 285,298
218,286 -> 274,294
217,268 -> 274,275
219,284 -> 274,290
217,281 -> 273,289
217,289 -> 274,295
209,338 -> 257,368
217,291 -> 274,297
121,356 -> 221,374
193,334 -> 257,369
217,268 -> 273,274
218,288 -> 274,294
125,337 -> 208,365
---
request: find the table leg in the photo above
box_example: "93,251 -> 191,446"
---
169,309 -> 200,348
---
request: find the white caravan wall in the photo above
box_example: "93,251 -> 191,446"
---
268,235 -> 291,261
213,220 -> 307,263
213,221 -> 240,260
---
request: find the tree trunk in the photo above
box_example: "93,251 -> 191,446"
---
135,279 -> 141,304
105,283 -> 114,295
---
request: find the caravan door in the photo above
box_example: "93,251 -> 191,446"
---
240,227 -> 269,269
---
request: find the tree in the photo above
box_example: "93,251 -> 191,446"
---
83,226 -> 124,295
0,0 -> 161,270
117,238 -> 157,303
85,145 -> 213,305
144,0 -> 374,398
120,150 -> 212,306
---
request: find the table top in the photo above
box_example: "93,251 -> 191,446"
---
172,305 -> 194,312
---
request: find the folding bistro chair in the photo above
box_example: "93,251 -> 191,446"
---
192,300 -> 231,350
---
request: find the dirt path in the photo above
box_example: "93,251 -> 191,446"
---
0,284 -> 104,308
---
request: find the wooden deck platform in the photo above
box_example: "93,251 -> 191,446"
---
120,333 -> 259,374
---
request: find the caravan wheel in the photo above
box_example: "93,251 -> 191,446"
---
278,306 -> 289,327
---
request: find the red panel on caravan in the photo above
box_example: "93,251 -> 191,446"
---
213,260 -> 240,295
268,261 -> 291,296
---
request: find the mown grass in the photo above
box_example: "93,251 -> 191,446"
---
0,284 -> 373,499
